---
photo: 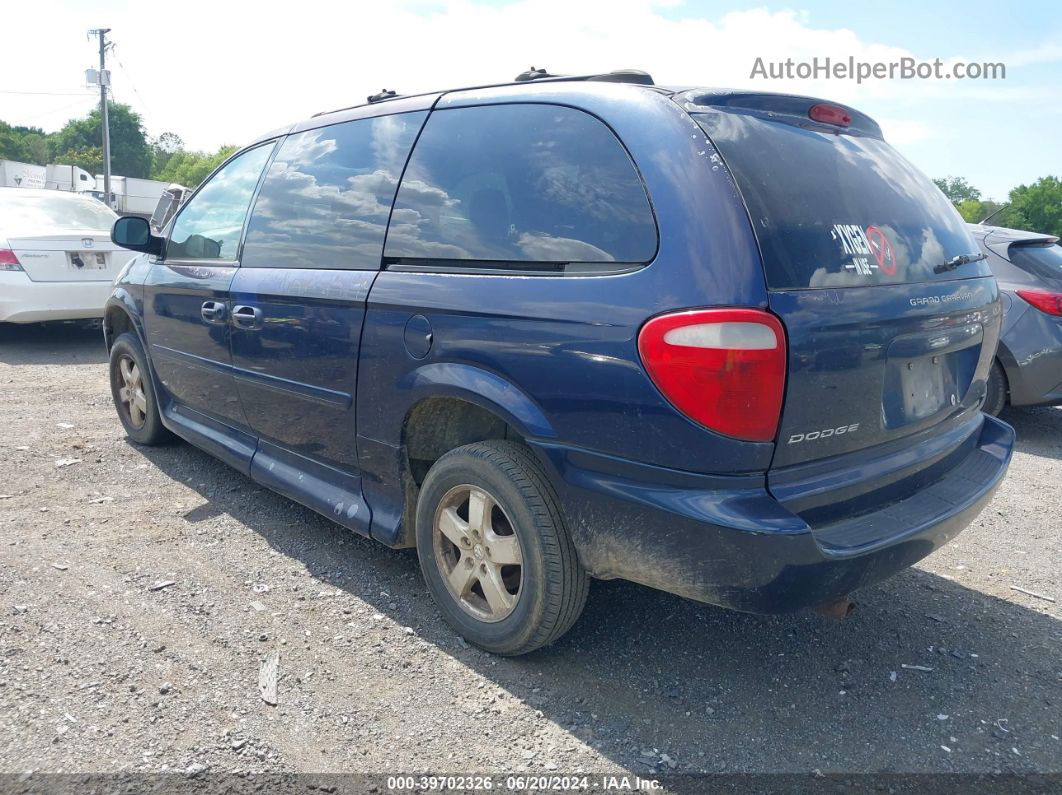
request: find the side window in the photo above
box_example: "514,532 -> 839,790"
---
167,143 -> 274,261
385,104 -> 657,268
242,112 -> 426,270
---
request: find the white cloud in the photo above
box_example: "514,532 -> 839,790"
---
0,0 -> 1053,156
876,118 -> 935,145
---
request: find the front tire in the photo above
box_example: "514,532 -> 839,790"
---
109,332 -> 171,445
415,441 -> 588,655
984,360 -> 1008,417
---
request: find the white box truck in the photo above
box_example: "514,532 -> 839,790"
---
93,174 -> 170,218
0,160 -> 47,188
46,164 -> 95,192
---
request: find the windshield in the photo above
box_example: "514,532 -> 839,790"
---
1009,242 -> 1062,281
0,192 -> 118,231
691,111 -> 991,289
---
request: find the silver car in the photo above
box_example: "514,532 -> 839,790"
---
969,222 -> 1062,414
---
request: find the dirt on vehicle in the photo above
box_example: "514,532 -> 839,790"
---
1,323 -> 1060,776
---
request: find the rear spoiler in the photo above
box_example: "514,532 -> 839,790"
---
981,228 -> 1059,260
674,89 -> 883,140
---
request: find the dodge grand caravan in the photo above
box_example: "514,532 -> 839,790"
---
105,69 -> 1014,655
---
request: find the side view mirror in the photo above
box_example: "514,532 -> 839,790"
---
112,216 -> 163,256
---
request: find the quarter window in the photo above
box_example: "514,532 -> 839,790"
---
242,112 -> 427,270
167,143 -> 274,260
385,104 -> 657,268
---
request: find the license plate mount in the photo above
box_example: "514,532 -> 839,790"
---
68,251 -> 107,271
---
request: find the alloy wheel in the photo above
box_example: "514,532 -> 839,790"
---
432,484 -> 523,622
116,354 -> 147,429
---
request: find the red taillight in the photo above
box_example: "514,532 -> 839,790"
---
637,308 -> 787,442
1017,290 -> 1062,317
809,103 -> 852,127
0,249 -> 22,272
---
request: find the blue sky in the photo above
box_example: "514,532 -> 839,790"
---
5,0 -> 1060,200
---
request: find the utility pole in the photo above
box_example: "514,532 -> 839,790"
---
89,28 -> 112,209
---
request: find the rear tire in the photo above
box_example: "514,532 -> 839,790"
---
984,360 -> 1008,417
109,332 -> 172,445
415,440 -> 588,655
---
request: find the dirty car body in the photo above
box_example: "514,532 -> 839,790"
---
104,75 -> 1014,637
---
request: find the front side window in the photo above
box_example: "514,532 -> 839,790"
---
167,143 -> 274,260
385,104 -> 657,268
242,112 -> 426,269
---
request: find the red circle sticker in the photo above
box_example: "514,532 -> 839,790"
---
865,226 -> 896,275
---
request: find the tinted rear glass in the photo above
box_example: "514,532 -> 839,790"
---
1009,242 -> 1062,281
386,104 -> 657,266
692,111 -> 990,289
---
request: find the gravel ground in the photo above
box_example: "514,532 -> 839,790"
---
0,322 -> 1059,776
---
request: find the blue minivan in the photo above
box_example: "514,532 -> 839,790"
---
106,71 -> 1014,654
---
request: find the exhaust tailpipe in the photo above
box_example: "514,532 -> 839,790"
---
815,597 -> 857,620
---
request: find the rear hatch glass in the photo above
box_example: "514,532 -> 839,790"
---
690,104 -> 991,289
685,95 -> 998,473
1009,242 -> 1062,283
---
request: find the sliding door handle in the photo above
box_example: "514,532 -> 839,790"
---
200,300 -> 227,324
231,304 -> 263,330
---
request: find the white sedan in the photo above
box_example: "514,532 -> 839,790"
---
0,188 -> 130,323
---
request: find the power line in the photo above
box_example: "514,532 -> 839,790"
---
0,89 -> 96,96
110,44 -> 152,118
15,97 -> 98,123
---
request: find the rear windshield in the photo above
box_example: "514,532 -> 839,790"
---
1009,242 -> 1062,281
0,192 -> 117,231
691,111 -> 990,289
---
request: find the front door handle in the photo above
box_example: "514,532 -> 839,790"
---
231,304 -> 263,330
200,300 -> 227,324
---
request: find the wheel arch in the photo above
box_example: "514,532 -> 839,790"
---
385,366 -> 557,549
102,293 -> 146,352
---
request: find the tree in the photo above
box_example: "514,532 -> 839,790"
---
933,176 -> 981,205
154,132 -> 184,154
999,177 -> 1062,237
50,103 -> 152,178
150,132 -> 185,177
153,145 -> 237,188
0,121 -> 50,164
52,145 -> 104,175
956,199 -> 1006,225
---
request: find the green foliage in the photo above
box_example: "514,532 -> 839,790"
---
0,121 -> 50,164
933,175 -> 1062,236
50,103 -> 153,178
934,176 -> 982,205
956,199 -> 1006,224
52,145 -> 105,175
998,177 -> 1062,238
152,145 -> 238,188
0,107 -> 236,190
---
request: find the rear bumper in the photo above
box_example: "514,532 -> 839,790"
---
531,414 -> 1013,613
0,271 -> 111,323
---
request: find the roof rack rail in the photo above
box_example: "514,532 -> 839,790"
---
514,66 -> 557,82
513,67 -> 655,86
312,68 -> 656,118
367,89 -> 399,103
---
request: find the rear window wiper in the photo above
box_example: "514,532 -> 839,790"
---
934,252 -> 987,274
